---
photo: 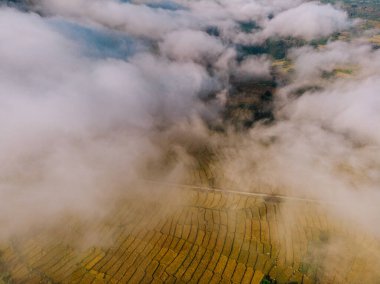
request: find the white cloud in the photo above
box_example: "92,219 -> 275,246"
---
159,29 -> 225,62
233,55 -> 272,79
259,2 -> 351,40
3,0 -> 380,248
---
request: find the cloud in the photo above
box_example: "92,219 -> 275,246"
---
257,2 -> 352,41
289,41 -> 378,81
220,39 -> 380,237
159,29 -> 225,62
2,0 -> 380,266
0,6 -> 221,238
233,55 -> 272,79
36,0 -> 201,39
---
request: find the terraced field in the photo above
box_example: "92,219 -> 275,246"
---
1,185 -> 379,284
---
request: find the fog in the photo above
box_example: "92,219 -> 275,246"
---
0,2 -> 379,275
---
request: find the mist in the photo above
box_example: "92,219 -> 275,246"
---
0,0 -> 380,279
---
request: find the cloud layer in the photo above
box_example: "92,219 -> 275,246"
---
0,0 -> 379,251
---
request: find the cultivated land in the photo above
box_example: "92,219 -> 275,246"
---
1,187 -> 379,284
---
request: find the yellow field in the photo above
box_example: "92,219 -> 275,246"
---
369,35 -> 380,46
0,187 -> 379,284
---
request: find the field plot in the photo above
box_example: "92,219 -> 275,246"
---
0,188 -> 379,284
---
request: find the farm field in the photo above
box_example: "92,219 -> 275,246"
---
1,187 -> 379,284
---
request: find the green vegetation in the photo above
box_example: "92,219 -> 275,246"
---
322,0 -> 380,20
